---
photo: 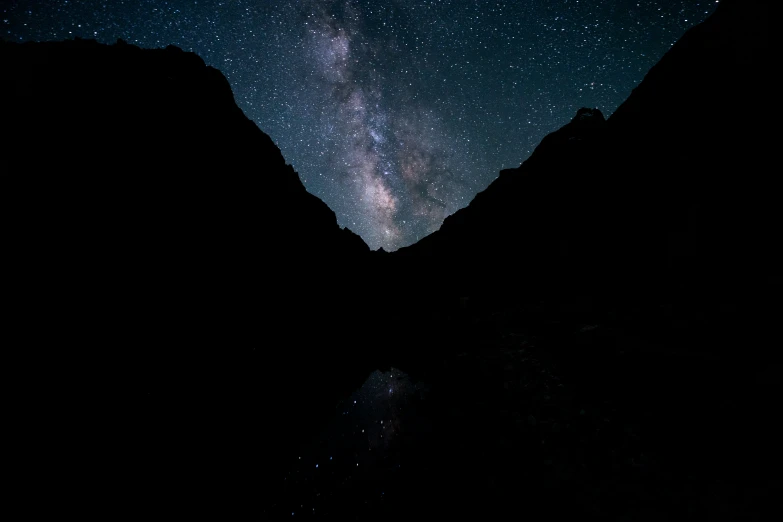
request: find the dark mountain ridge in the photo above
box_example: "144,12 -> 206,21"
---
2,36 -> 378,516
396,0 -> 777,306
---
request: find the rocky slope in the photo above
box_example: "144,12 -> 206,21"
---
395,0 -> 778,309
1,37 -> 376,515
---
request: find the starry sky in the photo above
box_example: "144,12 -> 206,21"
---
3,0 -> 718,250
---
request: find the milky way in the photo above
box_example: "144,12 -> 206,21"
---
3,0 -> 718,250
302,1 -> 471,248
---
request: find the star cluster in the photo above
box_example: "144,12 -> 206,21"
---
278,368 -> 425,516
3,0 -> 718,250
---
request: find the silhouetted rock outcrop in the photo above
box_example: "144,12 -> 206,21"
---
1,37 -> 373,516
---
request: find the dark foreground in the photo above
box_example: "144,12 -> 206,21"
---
267,291 -> 782,519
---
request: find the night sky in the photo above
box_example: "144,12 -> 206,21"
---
3,0 -> 718,250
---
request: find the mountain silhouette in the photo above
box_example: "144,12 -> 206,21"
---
397,0 -> 777,309
2,0 -> 779,518
2,37 -> 377,516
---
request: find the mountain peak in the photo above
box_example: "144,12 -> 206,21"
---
572,107 -> 605,128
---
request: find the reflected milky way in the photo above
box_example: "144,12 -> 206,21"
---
278,368 -> 427,516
